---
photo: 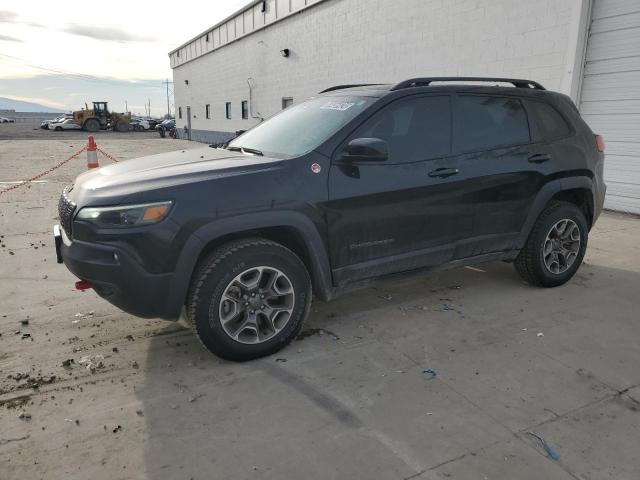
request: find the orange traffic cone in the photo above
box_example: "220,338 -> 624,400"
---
86,136 -> 98,169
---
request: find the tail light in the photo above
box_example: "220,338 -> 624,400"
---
595,135 -> 605,152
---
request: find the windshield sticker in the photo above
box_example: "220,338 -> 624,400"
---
320,101 -> 356,111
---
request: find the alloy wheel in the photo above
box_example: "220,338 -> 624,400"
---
218,266 -> 295,344
542,219 -> 581,274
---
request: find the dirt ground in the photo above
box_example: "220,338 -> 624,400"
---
1,128 -> 639,480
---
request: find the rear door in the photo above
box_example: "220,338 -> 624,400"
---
326,94 -> 476,285
452,94 -> 543,257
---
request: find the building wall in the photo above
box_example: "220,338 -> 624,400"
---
171,0 -> 587,142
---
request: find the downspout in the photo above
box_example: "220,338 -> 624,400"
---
247,77 -> 264,122
562,0 -> 593,106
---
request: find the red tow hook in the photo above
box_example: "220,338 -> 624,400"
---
75,280 -> 92,291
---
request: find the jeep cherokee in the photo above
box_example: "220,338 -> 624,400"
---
55,77 -> 606,361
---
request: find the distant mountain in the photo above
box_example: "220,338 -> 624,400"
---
0,96 -> 63,113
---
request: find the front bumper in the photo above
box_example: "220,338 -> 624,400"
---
55,225 -> 177,319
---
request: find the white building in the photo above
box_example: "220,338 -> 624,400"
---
169,0 -> 640,214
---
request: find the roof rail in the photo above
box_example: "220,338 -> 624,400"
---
319,83 -> 383,93
390,77 -> 545,91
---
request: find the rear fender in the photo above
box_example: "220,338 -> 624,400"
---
515,176 -> 595,249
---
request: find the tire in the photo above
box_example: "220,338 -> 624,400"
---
187,238 -> 312,361
84,118 -> 100,132
515,201 -> 588,287
114,120 -> 129,132
55,126 -> 62,131
158,127 -> 166,138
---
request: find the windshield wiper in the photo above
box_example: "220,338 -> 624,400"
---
226,146 -> 263,156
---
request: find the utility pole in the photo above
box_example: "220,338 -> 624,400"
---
164,78 -> 171,118
125,100 -> 128,113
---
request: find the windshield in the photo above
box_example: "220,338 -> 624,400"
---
227,95 -> 376,157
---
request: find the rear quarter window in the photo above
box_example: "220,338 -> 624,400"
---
455,95 -> 530,152
526,100 -> 571,142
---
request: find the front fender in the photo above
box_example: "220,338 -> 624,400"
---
160,211 -> 333,319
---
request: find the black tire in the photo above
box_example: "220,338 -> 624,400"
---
114,119 -> 129,132
158,127 -> 166,138
54,126 -> 62,131
187,238 -> 312,361
84,118 -> 100,132
515,201 -> 588,287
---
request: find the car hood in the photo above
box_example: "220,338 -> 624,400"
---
67,146 -> 285,205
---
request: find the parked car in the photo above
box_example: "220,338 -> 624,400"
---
130,119 -> 147,131
41,115 -> 71,129
0,116 -> 14,123
155,118 -> 175,138
130,117 -> 160,131
50,118 -> 81,131
55,77 -> 606,361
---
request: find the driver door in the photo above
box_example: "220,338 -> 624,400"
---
325,94 -> 474,285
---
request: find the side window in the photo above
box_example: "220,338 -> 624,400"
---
348,96 -> 451,163
527,100 -> 571,141
456,96 -> 530,152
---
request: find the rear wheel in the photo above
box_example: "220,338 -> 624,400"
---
84,118 -> 100,132
187,238 -> 312,361
54,126 -> 62,131
515,201 -> 588,287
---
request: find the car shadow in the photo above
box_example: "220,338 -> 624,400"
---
134,260 -> 640,478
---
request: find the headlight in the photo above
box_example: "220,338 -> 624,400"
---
76,201 -> 172,228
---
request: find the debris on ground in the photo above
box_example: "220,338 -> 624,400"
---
112,425 -> 122,433
18,411 -> 32,420
275,358 -> 287,363
526,432 -> 559,460
537,332 -> 544,337
78,354 -> 104,373
0,435 -> 30,445
61,359 -> 74,367
188,394 -> 204,403
423,369 -> 438,379
20,319 -> 29,326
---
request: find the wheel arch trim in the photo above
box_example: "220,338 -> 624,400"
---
161,211 -> 333,319
515,176 -> 595,250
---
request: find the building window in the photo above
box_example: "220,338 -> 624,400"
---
205,33 -> 209,42
225,102 -> 232,119
177,50 -> 180,58
241,100 -> 248,119
178,106 -> 182,119
205,104 -> 211,119
282,97 -> 293,109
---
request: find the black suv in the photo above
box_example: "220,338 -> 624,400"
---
55,77 -> 606,361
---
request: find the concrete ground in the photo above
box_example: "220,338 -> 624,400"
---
1,128 -> 639,480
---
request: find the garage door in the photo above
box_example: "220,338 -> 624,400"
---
579,0 -> 640,214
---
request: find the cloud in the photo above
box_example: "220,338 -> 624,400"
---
0,10 -> 18,23
0,34 -> 22,42
61,25 -> 157,43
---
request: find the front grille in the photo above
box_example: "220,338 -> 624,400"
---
58,185 -> 76,238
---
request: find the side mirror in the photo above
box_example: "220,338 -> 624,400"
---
341,138 -> 388,162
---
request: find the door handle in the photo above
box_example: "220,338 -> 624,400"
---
528,153 -> 551,163
428,167 -> 459,178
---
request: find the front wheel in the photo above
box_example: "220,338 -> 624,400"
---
187,238 -> 312,361
515,201 -> 588,287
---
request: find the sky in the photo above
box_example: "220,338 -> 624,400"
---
0,0 -> 250,116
